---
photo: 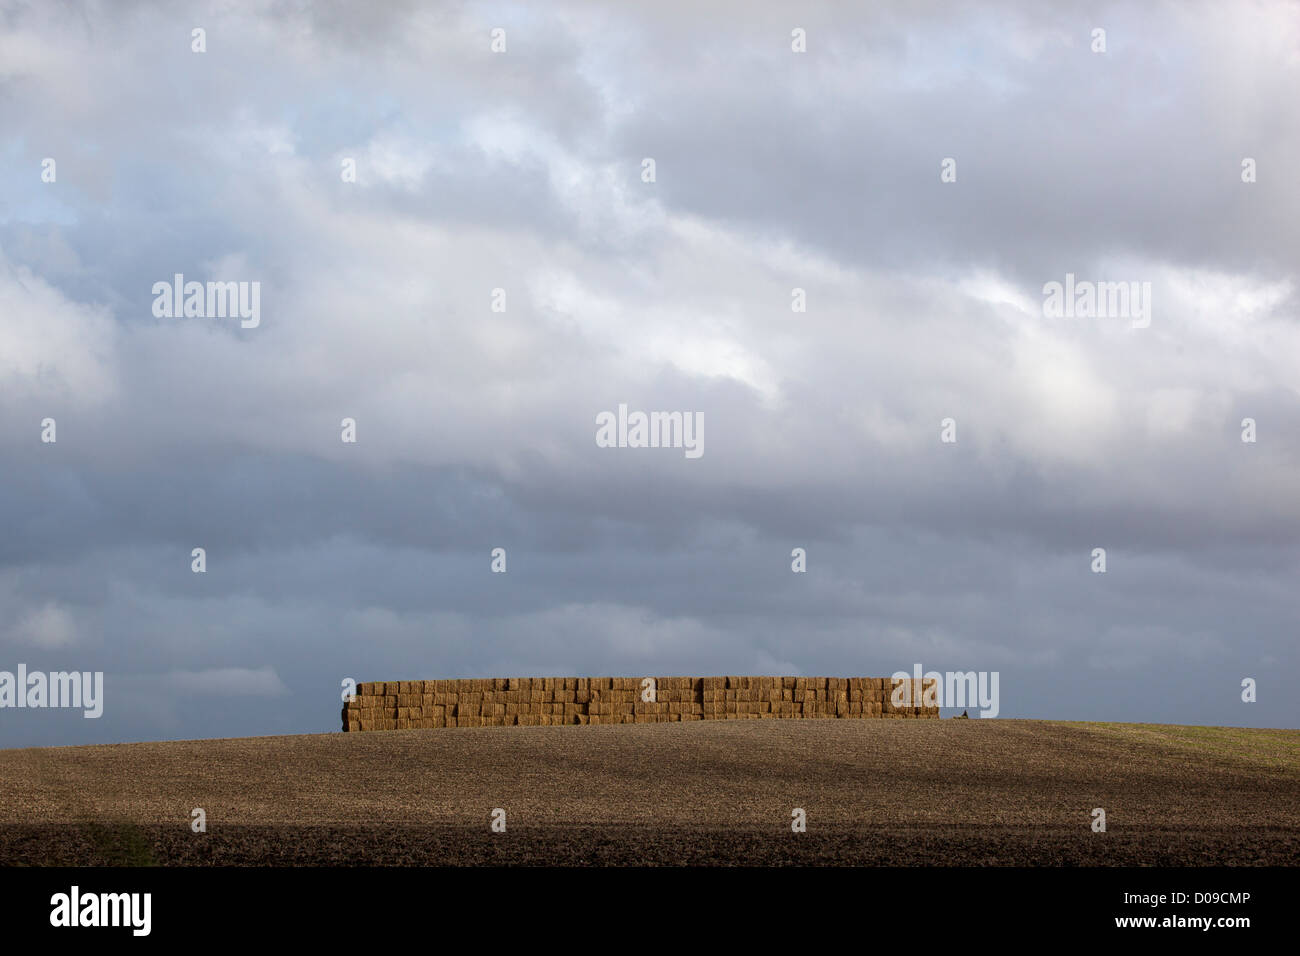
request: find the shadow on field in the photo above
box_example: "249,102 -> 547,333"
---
2,823 -> 1297,866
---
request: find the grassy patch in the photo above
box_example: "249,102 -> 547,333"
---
83,821 -> 156,867
1049,721 -> 1300,772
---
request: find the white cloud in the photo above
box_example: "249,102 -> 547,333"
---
0,253 -> 119,405
161,667 -> 289,697
7,602 -> 78,649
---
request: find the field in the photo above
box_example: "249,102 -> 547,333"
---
1,719 -> 1297,866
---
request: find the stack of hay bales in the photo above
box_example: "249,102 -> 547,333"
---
342,676 -> 939,731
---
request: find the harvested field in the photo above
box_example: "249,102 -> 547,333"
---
1,719 -> 1297,865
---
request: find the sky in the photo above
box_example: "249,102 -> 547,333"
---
1,0 -> 1297,746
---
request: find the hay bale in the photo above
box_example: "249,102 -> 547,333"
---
342,675 -> 914,730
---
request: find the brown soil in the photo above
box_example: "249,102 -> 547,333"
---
1,720 -> 1296,865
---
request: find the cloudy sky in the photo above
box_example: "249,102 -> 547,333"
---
1,0 -> 1297,746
